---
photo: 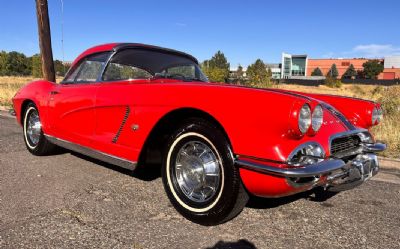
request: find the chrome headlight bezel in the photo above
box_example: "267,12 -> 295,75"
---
298,104 -> 311,134
288,142 -> 325,166
311,104 -> 324,132
359,131 -> 374,144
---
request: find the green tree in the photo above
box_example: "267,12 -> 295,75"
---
54,60 -> 67,77
209,51 -> 230,70
246,59 -> 271,86
363,60 -> 384,79
267,67 -> 272,79
342,64 -> 357,79
201,66 -> 227,83
201,51 -> 230,82
311,67 -> 323,76
5,51 -> 31,76
327,64 -> 339,79
236,65 -> 244,78
31,54 -> 42,78
232,64 -> 244,84
0,51 -> 8,76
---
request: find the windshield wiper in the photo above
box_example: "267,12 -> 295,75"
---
183,77 -> 207,82
152,73 -> 184,81
152,73 -> 207,83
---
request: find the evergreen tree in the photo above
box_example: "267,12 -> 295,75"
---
311,67 -> 323,76
327,64 -> 339,79
201,51 -> 230,82
342,64 -> 357,79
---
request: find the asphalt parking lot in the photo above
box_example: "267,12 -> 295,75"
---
1,114 -> 400,249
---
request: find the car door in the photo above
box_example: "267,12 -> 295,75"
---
47,52 -> 110,147
91,49 -> 153,161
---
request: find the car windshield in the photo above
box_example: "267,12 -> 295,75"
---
103,49 -> 209,82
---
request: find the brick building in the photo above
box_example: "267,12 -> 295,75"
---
307,58 -> 372,78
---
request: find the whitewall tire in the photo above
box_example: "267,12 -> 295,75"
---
162,118 -> 248,225
22,103 -> 56,155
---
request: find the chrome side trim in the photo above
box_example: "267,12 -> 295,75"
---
112,106 -> 130,143
235,158 -> 345,177
45,135 -> 137,171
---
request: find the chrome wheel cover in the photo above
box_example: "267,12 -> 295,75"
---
174,141 -> 221,203
26,109 -> 41,147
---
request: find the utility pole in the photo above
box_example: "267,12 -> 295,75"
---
35,0 -> 56,82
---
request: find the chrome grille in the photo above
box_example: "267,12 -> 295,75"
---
331,135 -> 361,157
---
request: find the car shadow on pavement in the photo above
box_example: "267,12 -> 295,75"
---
70,151 -> 161,182
246,188 -> 338,210
205,239 -> 257,249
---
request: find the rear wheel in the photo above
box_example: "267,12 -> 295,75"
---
162,118 -> 248,225
23,103 -> 56,155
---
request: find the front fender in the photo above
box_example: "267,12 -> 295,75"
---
12,80 -> 55,132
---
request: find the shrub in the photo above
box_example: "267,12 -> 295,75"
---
325,76 -> 342,88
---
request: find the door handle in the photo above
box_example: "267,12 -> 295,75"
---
50,91 -> 60,95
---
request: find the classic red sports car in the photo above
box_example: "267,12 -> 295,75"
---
13,43 -> 386,225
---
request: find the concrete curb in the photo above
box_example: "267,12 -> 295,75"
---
0,109 -> 15,119
1,109 -> 399,170
378,157 -> 400,171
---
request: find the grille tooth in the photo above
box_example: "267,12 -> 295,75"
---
331,135 -> 361,157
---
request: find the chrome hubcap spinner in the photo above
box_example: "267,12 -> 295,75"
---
175,141 -> 221,203
26,110 -> 41,146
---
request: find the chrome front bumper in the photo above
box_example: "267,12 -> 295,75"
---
236,142 -> 386,192
326,153 -> 379,192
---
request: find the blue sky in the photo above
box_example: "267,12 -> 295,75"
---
1,0 -> 399,68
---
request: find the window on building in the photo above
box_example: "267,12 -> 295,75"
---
284,57 -> 291,76
291,57 -> 306,76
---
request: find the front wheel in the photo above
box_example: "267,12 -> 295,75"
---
23,103 -> 56,155
162,118 -> 248,225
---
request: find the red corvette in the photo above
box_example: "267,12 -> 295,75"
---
13,43 -> 386,225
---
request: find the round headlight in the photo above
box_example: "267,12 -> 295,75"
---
298,104 -> 311,134
311,105 -> 323,132
372,107 -> 383,124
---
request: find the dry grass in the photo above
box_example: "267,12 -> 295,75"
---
0,76 -> 63,108
0,76 -> 36,108
0,76 -> 399,158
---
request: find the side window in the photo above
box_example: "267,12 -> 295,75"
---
163,65 -> 196,78
62,52 -> 110,84
103,63 -> 152,81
